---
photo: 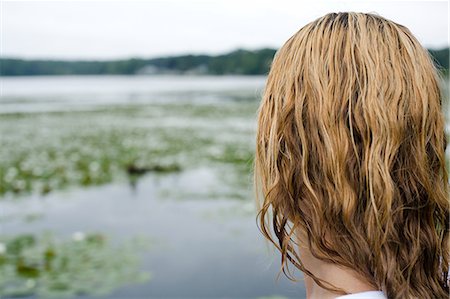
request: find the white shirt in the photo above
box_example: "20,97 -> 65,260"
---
335,291 -> 387,299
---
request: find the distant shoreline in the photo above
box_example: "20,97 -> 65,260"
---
0,48 -> 276,77
1,47 -> 448,77
0,74 -> 269,79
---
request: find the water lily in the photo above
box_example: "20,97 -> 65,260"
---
72,231 -> 85,242
26,279 -> 36,289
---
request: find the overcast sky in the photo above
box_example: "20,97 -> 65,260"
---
1,0 -> 449,60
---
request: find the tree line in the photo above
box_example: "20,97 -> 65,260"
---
0,47 -> 448,76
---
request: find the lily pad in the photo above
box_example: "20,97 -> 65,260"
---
0,232 -> 151,298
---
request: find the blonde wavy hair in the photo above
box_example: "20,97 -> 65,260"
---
255,12 -> 449,299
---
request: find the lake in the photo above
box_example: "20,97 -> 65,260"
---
0,75 -> 306,299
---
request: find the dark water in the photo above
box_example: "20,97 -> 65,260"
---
1,171 -> 306,299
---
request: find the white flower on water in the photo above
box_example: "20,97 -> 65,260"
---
0,242 -> 6,254
26,279 -> 36,289
72,231 -> 85,242
4,167 -> 18,182
89,162 -> 100,173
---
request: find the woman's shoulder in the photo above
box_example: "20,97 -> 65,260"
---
335,291 -> 387,299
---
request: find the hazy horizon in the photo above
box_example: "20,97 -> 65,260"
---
1,44 -> 449,62
2,46 -> 277,61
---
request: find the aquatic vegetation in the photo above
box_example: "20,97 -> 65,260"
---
0,232 -> 150,298
0,99 -> 258,199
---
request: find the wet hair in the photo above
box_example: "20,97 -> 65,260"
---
254,12 -> 449,299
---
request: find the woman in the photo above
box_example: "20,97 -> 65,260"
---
254,12 -> 449,299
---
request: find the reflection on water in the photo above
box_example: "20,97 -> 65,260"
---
1,173 -> 305,299
0,76 -> 306,298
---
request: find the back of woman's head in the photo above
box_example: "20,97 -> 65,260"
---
255,12 -> 449,299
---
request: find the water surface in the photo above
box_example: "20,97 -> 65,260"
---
0,75 -> 306,299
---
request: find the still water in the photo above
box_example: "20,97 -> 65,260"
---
0,75 -> 306,299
